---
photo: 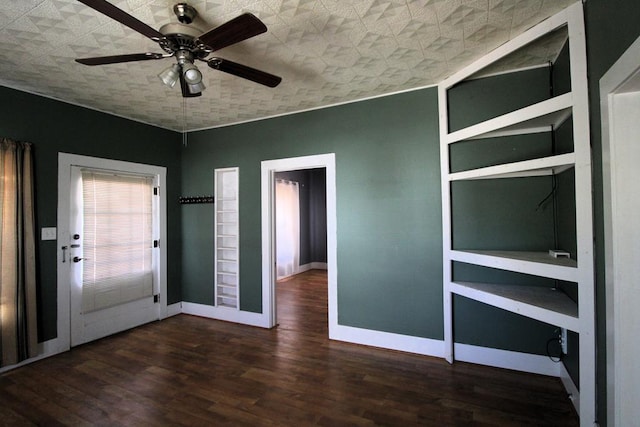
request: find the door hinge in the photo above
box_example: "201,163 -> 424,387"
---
153,187 -> 159,196
153,294 -> 160,303
153,240 -> 159,248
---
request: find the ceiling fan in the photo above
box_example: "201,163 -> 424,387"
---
75,0 -> 282,97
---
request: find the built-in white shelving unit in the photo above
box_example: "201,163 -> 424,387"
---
439,3 -> 595,425
214,167 -> 239,309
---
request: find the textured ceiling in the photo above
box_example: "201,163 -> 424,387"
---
0,0 -> 574,131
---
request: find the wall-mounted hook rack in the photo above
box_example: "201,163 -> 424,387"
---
179,196 -> 214,204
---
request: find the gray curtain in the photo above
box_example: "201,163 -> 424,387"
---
0,138 -> 38,367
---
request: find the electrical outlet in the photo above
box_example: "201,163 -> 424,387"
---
41,227 -> 57,241
560,328 -> 568,354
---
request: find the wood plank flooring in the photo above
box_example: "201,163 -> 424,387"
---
0,270 -> 578,426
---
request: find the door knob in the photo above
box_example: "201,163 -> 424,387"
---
73,256 -> 85,263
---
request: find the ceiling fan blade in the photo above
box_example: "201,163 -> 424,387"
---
75,53 -> 165,66
179,73 -> 202,98
77,0 -> 164,40
198,13 -> 267,52
208,58 -> 282,88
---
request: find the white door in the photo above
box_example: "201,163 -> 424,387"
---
58,154 -> 167,347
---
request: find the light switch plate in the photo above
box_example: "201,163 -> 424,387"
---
41,227 -> 57,241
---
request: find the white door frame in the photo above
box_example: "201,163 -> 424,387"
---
600,35 -> 640,427
57,153 -> 168,348
261,153 -> 337,334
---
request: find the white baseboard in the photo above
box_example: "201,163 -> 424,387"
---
453,343 -> 563,377
310,262 -> 328,270
297,262 -> 328,272
277,262 -> 329,280
181,302 -> 270,328
1,302 -> 268,373
330,324 -> 445,357
166,302 -> 182,318
330,323 -> 564,378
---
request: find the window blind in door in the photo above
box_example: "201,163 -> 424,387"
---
81,170 -> 154,312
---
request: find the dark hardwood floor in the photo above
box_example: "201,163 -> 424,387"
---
0,270 -> 578,426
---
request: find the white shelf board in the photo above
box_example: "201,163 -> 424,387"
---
441,8 -> 569,88
450,250 -> 578,282
217,271 -> 237,277
216,302 -> 237,309
449,153 -> 575,181
446,93 -> 573,144
449,281 -> 580,332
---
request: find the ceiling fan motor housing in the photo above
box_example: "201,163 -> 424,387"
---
174,3 -> 198,24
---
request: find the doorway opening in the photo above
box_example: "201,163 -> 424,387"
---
275,168 -> 328,332
260,154 -> 337,336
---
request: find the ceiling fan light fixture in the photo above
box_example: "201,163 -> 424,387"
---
158,63 -> 180,88
182,62 -> 202,84
187,80 -> 206,94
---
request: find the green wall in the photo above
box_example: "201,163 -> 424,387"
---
181,89 -> 444,338
0,86 -> 182,341
584,0 -> 640,423
181,74 -> 561,352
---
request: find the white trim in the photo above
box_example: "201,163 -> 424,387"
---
1,81 -> 440,133
466,63 -> 552,82
454,343 -> 562,377
261,154 -> 337,333
310,262 -> 328,270
560,362 -> 581,416
166,302 -> 182,318
331,323 -> 563,377
441,8 -> 569,89
276,262 -> 329,280
331,324 -> 444,356
180,302 -> 269,328
445,93 -> 573,144
0,85 -> 177,132
600,34 -> 640,427
188,86 -> 436,132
